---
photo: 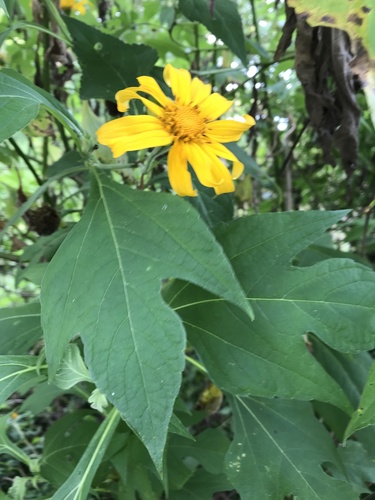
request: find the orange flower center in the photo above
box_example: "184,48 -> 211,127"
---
162,104 -> 206,142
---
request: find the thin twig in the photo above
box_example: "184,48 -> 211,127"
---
8,138 -> 43,186
361,199 -> 375,257
280,119 -> 309,175
249,0 -> 260,43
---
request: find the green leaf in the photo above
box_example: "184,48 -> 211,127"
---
54,344 -> 91,390
310,336 -> 373,408
0,21 -> 70,50
0,0 -> 9,16
166,211 -> 374,412
88,388 -> 109,413
0,415 -> 39,472
169,428 -> 230,475
188,185 -> 234,228
297,243 -> 371,268
16,262 -> 48,286
41,410 -> 100,488
0,303 -> 42,354
20,381 -> 72,415
110,433 -> 163,499
7,477 -> 31,500
179,0 -> 247,65
0,355 -> 46,405
226,395 -> 357,499
47,408 -> 120,499
309,336 -> 373,440
21,228 -> 72,264
169,468 -> 232,499
46,150 -> 85,178
0,69 -> 82,143
169,414 -> 194,440
345,362 -> 375,438
160,6 -> 176,29
41,171 -> 251,474
328,441 -> 375,495
166,453 -> 194,493
143,31 -> 188,60
64,16 -> 158,100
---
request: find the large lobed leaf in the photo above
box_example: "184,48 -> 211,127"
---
226,396 -> 357,499
165,211 -> 375,413
40,171 -> 251,473
179,0 -> 247,65
64,16 -> 158,100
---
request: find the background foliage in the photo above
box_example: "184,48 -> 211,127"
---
1,0 -> 375,498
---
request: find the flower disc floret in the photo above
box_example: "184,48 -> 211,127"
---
162,104 -> 206,142
96,64 -> 255,197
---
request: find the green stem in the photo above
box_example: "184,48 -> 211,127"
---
185,355 -> 208,374
17,21 -> 71,45
43,0 -> 71,41
142,146 -> 167,175
73,385 -> 92,401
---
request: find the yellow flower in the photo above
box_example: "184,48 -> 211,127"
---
60,0 -> 87,14
96,64 -> 255,197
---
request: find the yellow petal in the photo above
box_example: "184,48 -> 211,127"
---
185,143 -> 234,193
212,180 -> 235,195
115,88 -> 164,116
198,93 -> 233,121
201,146 -> 235,192
204,141 -> 239,163
206,115 -> 255,143
163,64 -> 191,105
204,140 -> 246,180
243,114 -> 256,127
202,143 -> 244,183
115,88 -> 139,112
232,161 -> 244,179
184,143 -> 219,187
136,76 -> 171,107
96,115 -> 172,158
97,115 -> 164,138
167,142 -> 197,197
191,77 -> 212,105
